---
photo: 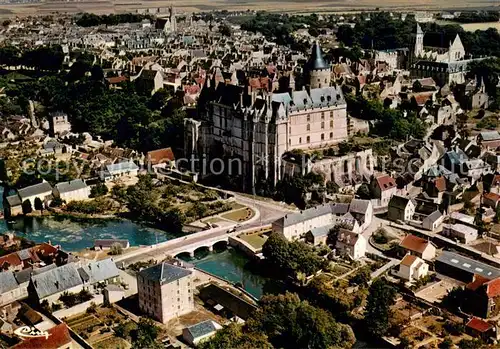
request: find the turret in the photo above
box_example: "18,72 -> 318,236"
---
305,41 -> 331,89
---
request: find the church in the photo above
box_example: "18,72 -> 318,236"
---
184,43 -> 355,191
410,24 -> 483,86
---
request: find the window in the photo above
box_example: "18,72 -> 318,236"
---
289,139 -> 291,145
321,112 -> 325,120
330,111 -> 334,118
299,137 -> 302,144
307,124 -> 310,131
330,132 -> 333,139
307,114 -> 311,122
321,133 -> 324,140
330,120 -> 334,128
307,136 -> 310,143
321,121 -> 325,129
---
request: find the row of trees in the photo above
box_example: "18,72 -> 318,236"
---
0,45 -> 64,70
75,13 -> 151,27
337,12 -> 500,58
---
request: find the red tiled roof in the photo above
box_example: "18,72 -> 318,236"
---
32,243 -> 58,258
433,177 -> 446,192
399,234 -> 430,254
400,254 -> 418,267
413,93 -> 433,106
466,318 -> 493,333
0,253 -> 22,270
485,278 -> 500,298
12,324 -> 72,349
467,274 -> 490,291
147,147 -> 175,165
484,192 -> 500,202
106,76 -> 128,84
376,175 -> 396,191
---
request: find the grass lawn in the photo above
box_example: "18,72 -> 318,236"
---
202,217 -> 225,224
221,207 -> 254,222
239,233 -> 268,249
93,336 -> 130,349
230,202 -> 247,210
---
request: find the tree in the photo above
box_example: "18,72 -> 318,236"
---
90,182 -> 109,198
262,232 -> 290,271
219,23 -> 232,37
356,183 -> 372,199
34,197 -> 44,211
198,323 -> 272,349
364,278 -> 397,337
439,337 -> 454,349
109,243 -> 123,255
132,318 -> 160,349
248,292 -> 355,349
50,197 -> 64,207
22,200 -> 32,215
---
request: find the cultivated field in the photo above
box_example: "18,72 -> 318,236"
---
0,0 -> 499,18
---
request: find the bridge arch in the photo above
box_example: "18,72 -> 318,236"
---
212,240 -> 228,252
175,251 -> 194,260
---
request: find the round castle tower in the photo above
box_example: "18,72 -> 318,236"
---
306,41 -> 331,89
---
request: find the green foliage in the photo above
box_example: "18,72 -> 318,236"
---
34,197 -> 44,211
131,318 -> 161,349
65,197 -> 114,215
114,321 -> 137,339
248,292 -> 356,349
476,114 -> 499,130
441,287 -> 466,312
356,183 -> 372,199
198,323 -> 272,349
219,23 -> 232,37
58,289 -> 92,308
439,337 -> 453,349
349,266 -> 371,287
262,232 -> 326,278
364,278 -> 397,337
274,172 -> 325,209
452,11 -> 500,23
90,183 -> 109,198
75,13 -> 151,27
337,12 -> 500,57
21,200 -> 32,215
457,338 -> 484,349
109,243 -> 123,255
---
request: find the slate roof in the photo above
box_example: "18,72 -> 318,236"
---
55,179 -> 88,194
6,194 -> 21,207
185,320 -> 220,339
309,225 -> 331,238
138,262 -> 192,286
389,195 -> 413,210
480,131 -> 500,141
349,199 -> 371,214
78,258 -> 120,284
18,182 -> 53,200
106,161 -> 139,175
0,271 -> 19,294
307,41 -> 329,70
437,251 -> 500,280
30,263 -> 83,299
278,203 -> 337,228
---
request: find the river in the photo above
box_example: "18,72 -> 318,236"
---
1,186 -> 273,298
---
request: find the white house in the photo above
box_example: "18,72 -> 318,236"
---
370,175 -> 397,207
396,254 -> 429,283
103,161 -> 139,181
53,179 -> 91,203
272,203 -> 349,240
388,195 -> 416,222
335,229 -> 366,260
17,181 -> 53,207
442,223 -> 478,244
348,199 -> 373,231
422,210 -> 444,231
182,320 -> 222,346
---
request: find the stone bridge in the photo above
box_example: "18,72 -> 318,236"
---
170,235 -> 232,258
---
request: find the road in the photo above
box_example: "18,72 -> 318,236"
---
115,190 -> 295,265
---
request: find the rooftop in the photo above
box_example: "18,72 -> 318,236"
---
185,320 -> 221,339
437,251 -> 500,280
138,262 -> 192,286
54,179 -> 88,194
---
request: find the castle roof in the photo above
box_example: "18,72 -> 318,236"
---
307,41 -> 329,71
